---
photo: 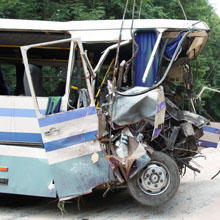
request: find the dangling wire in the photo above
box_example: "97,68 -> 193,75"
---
123,0 -> 139,84
110,0 -> 130,154
113,0 -> 130,79
131,0 -> 136,38
138,0 -> 143,19
178,0 -> 187,20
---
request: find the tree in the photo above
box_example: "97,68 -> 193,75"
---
0,0 -> 219,120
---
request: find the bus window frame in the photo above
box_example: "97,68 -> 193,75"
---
20,37 -> 94,118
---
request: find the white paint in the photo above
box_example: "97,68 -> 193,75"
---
46,140 -> 101,164
0,117 -> 39,133
0,95 -> 67,135
41,114 -> 98,143
0,96 -> 44,135
0,95 -> 47,109
48,181 -> 55,191
199,132 -> 219,145
0,145 -> 46,159
0,19 -> 209,43
200,122 -> 220,147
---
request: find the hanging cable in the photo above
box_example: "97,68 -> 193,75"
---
95,58 -> 115,106
113,0 -> 130,79
123,0 -> 139,84
178,0 -> 187,20
131,0 -> 136,37
109,0 -> 130,151
115,30 -> 193,97
138,0 -> 143,19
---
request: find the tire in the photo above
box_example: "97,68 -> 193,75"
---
127,151 -> 180,206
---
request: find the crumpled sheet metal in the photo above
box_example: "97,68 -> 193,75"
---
166,98 -> 208,128
106,128 -> 151,180
152,87 -> 166,140
181,122 -> 195,137
106,142 -> 151,180
112,86 -> 165,126
127,140 -> 151,179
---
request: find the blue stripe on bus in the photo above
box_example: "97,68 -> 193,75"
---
203,126 -> 220,135
152,127 -> 161,140
44,130 -> 97,152
0,108 -> 45,118
39,106 -> 97,128
156,101 -> 166,113
198,140 -> 218,148
0,132 -> 42,143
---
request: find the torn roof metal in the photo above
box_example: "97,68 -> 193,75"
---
0,18 -> 209,43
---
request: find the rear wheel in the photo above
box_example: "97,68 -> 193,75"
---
127,151 -> 180,206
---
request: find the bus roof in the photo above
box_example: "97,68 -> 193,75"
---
0,18 -> 209,42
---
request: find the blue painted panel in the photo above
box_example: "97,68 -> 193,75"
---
0,108 -> 45,118
44,130 -> 97,152
156,100 -> 166,113
0,132 -> 42,143
0,155 -> 56,198
152,127 -> 161,140
51,151 -> 115,198
199,140 -> 218,148
203,126 -> 220,135
164,32 -> 183,59
39,106 -> 96,127
135,32 -> 159,87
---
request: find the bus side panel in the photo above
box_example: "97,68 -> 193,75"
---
199,122 -> 220,148
0,146 -> 56,198
0,95 -> 56,197
0,96 -> 47,144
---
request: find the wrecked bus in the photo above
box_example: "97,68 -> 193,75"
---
0,18 -> 216,206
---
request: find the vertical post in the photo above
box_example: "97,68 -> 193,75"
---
142,29 -> 165,83
20,47 -> 41,117
63,40 -> 75,110
77,39 -> 95,106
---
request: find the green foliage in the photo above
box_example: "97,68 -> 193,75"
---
1,64 -> 16,93
0,0 -> 219,119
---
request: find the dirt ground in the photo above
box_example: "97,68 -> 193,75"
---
0,148 -> 220,220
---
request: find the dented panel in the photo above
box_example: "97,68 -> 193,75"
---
112,86 -> 165,126
39,106 -> 114,199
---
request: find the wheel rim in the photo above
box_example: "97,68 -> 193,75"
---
138,161 -> 170,196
